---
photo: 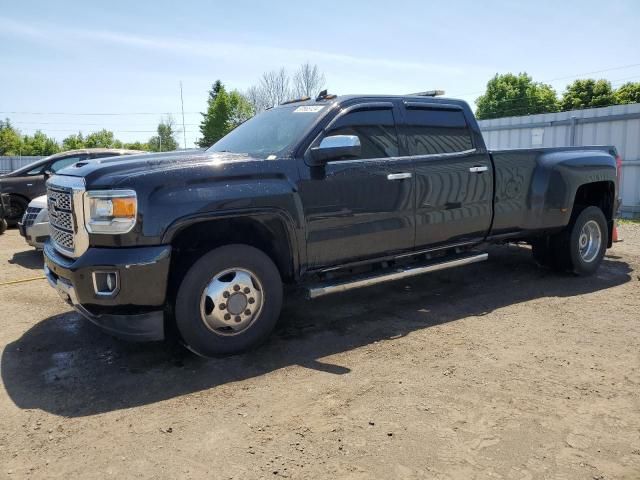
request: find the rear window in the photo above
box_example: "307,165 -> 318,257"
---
404,107 -> 473,155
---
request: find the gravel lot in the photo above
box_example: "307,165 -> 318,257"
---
1,225 -> 639,479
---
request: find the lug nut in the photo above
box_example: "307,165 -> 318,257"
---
223,291 -> 230,298
244,309 -> 251,315
233,284 -> 240,291
235,316 -> 241,322
224,313 -> 231,320
219,303 -> 226,310
248,297 -> 255,304
243,287 -> 250,294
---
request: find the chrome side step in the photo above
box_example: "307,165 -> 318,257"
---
306,252 -> 488,299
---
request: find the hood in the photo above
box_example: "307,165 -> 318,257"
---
29,194 -> 48,209
53,150 -> 262,188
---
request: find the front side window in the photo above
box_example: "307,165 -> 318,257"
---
324,108 -> 399,160
26,165 -> 45,175
404,108 -> 473,155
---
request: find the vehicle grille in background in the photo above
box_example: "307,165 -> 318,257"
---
21,207 -> 42,228
47,186 -> 75,254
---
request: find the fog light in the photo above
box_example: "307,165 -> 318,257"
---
92,271 -> 119,296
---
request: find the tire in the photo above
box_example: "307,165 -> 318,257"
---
5,195 -> 28,226
552,206 -> 608,276
175,244 -> 283,357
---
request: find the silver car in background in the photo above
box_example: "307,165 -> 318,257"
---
18,195 -> 49,249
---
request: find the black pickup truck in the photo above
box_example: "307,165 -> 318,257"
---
43,93 -> 620,356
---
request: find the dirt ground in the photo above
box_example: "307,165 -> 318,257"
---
0,225 -> 639,480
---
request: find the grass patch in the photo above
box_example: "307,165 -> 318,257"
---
618,218 -> 640,225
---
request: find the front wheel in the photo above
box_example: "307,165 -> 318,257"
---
175,244 -> 283,357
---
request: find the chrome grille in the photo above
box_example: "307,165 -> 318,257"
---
48,189 -> 72,211
50,225 -> 74,250
46,176 -> 87,258
52,209 -> 73,231
21,207 -> 42,228
47,187 -> 74,233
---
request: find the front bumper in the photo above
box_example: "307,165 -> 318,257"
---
21,221 -> 49,249
43,241 -> 171,341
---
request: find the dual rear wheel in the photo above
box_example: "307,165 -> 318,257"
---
532,206 -> 608,276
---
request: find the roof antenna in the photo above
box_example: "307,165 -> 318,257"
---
316,89 -> 328,101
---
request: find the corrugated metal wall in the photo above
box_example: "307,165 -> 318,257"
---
0,156 -> 43,174
478,103 -> 640,218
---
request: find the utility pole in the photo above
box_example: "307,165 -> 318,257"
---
180,81 -> 187,150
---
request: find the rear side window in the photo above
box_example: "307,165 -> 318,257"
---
326,108 -> 399,159
404,107 -> 473,155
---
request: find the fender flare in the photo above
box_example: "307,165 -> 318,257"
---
161,207 -> 303,278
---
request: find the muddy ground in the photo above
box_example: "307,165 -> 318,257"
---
0,225 -> 639,479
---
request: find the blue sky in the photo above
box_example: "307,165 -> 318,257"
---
1,0 -> 639,147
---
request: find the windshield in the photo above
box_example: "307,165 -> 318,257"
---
207,105 -> 326,158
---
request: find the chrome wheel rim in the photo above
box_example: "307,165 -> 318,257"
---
199,268 -> 264,336
578,220 -> 602,263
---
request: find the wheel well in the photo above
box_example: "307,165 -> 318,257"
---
166,216 -> 295,303
573,181 -> 615,245
7,193 -> 30,204
4,193 -> 29,219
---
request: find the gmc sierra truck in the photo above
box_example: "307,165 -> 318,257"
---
43,92 -> 620,356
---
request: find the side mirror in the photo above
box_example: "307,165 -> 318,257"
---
43,169 -> 53,178
309,135 -> 361,165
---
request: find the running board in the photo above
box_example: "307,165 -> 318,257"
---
306,252 -> 488,299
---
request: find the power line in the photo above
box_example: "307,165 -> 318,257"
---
11,121 -> 201,126
0,111 -> 203,116
15,128 -> 199,133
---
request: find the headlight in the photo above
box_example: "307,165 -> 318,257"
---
84,190 -> 137,234
35,207 -> 49,224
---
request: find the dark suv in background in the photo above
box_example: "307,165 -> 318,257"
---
0,148 -> 142,224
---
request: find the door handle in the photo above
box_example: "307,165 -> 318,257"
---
469,166 -> 488,173
387,172 -> 413,180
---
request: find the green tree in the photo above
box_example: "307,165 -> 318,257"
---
62,132 -> 85,150
0,118 -> 23,156
228,90 -> 254,128
208,80 -> 223,103
85,129 -> 119,148
123,141 -> 149,151
198,82 -> 255,147
475,73 -> 559,120
198,84 -> 232,147
615,82 -> 640,105
21,131 -> 60,156
148,117 -> 178,152
560,79 -> 616,111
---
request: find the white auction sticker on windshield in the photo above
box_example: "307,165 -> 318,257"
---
293,106 -> 324,113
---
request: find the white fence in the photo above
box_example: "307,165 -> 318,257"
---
478,103 -> 640,218
0,156 -> 43,174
